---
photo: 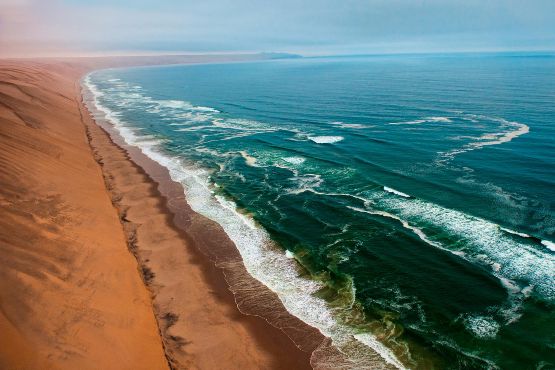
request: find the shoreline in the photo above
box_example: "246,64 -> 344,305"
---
80,68 -> 324,369
82,65 -> 403,369
65,53 -> 555,370
0,55 -> 397,369
0,56 -> 320,370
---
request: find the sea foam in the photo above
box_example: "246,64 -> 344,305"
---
383,186 -> 411,198
389,116 -> 452,125
239,150 -> 258,166
330,121 -> 372,129
308,136 -> 344,144
500,227 -> 531,238
283,156 -> 306,165
541,240 -> 555,252
347,206 -> 443,251
366,191 -> 555,301
84,73 -> 407,370
462,315 -> 500,339
437,116 -> 530,164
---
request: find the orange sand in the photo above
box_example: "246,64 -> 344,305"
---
0,61 -> 168,369
0,57 -> 318,370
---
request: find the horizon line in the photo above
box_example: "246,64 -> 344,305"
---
2,48 -> 555,61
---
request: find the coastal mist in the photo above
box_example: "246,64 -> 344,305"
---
86,54 -> 555,369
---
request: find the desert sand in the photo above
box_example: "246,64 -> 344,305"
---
0,60 -> 169,369
0,56 -> 323,370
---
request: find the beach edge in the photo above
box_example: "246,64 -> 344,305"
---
79,64 -> 333,369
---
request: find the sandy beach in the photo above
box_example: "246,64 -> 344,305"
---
0,56 -> 326,369
2,1 -> 552,368
0,60 -> 168,369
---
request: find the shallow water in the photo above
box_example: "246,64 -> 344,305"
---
88,53 -> 555,369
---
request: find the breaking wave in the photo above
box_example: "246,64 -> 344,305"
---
83,73 -> 407,370
383,186 -> 411,198
308,136 -> 344,144
365,190 -> 555,301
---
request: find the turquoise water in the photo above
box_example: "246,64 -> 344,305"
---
87,54 -> 555,369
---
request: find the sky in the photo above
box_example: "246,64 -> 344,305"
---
1,0 -> 555,57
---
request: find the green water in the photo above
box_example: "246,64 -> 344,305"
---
88,54 -> 555,369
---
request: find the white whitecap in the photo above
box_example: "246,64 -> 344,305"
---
383,186 -> 411,198
463,315 -> 500,339
158,100 -> 194,109
541,240 -> 555,252
389,116 -> 452,125
500,227 -> 530,238
367,192 -> 555,301
194,106 -> 220,113
308,136 -> 344,144
212,118 -> 275,132
348,206 -> 443,251
330,121 -> 372,129
283,156 -> 306,165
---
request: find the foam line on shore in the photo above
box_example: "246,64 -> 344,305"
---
84,73 -> 406,370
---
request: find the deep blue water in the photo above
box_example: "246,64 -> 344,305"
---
87,54 -> 555,369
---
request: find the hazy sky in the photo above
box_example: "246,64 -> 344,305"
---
1,0 -> 554,57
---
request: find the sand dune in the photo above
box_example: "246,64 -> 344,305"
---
0,61 -> 169,369
1,57 -> 316,369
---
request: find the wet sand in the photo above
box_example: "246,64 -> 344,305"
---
0,56 -> 330,369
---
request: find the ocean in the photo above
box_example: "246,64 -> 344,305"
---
84,53 -> 555,369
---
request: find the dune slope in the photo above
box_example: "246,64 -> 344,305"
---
0,61 -> 169,370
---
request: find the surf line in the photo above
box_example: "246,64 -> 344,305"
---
83,72 -> 409,370
347,206 -> 446,252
